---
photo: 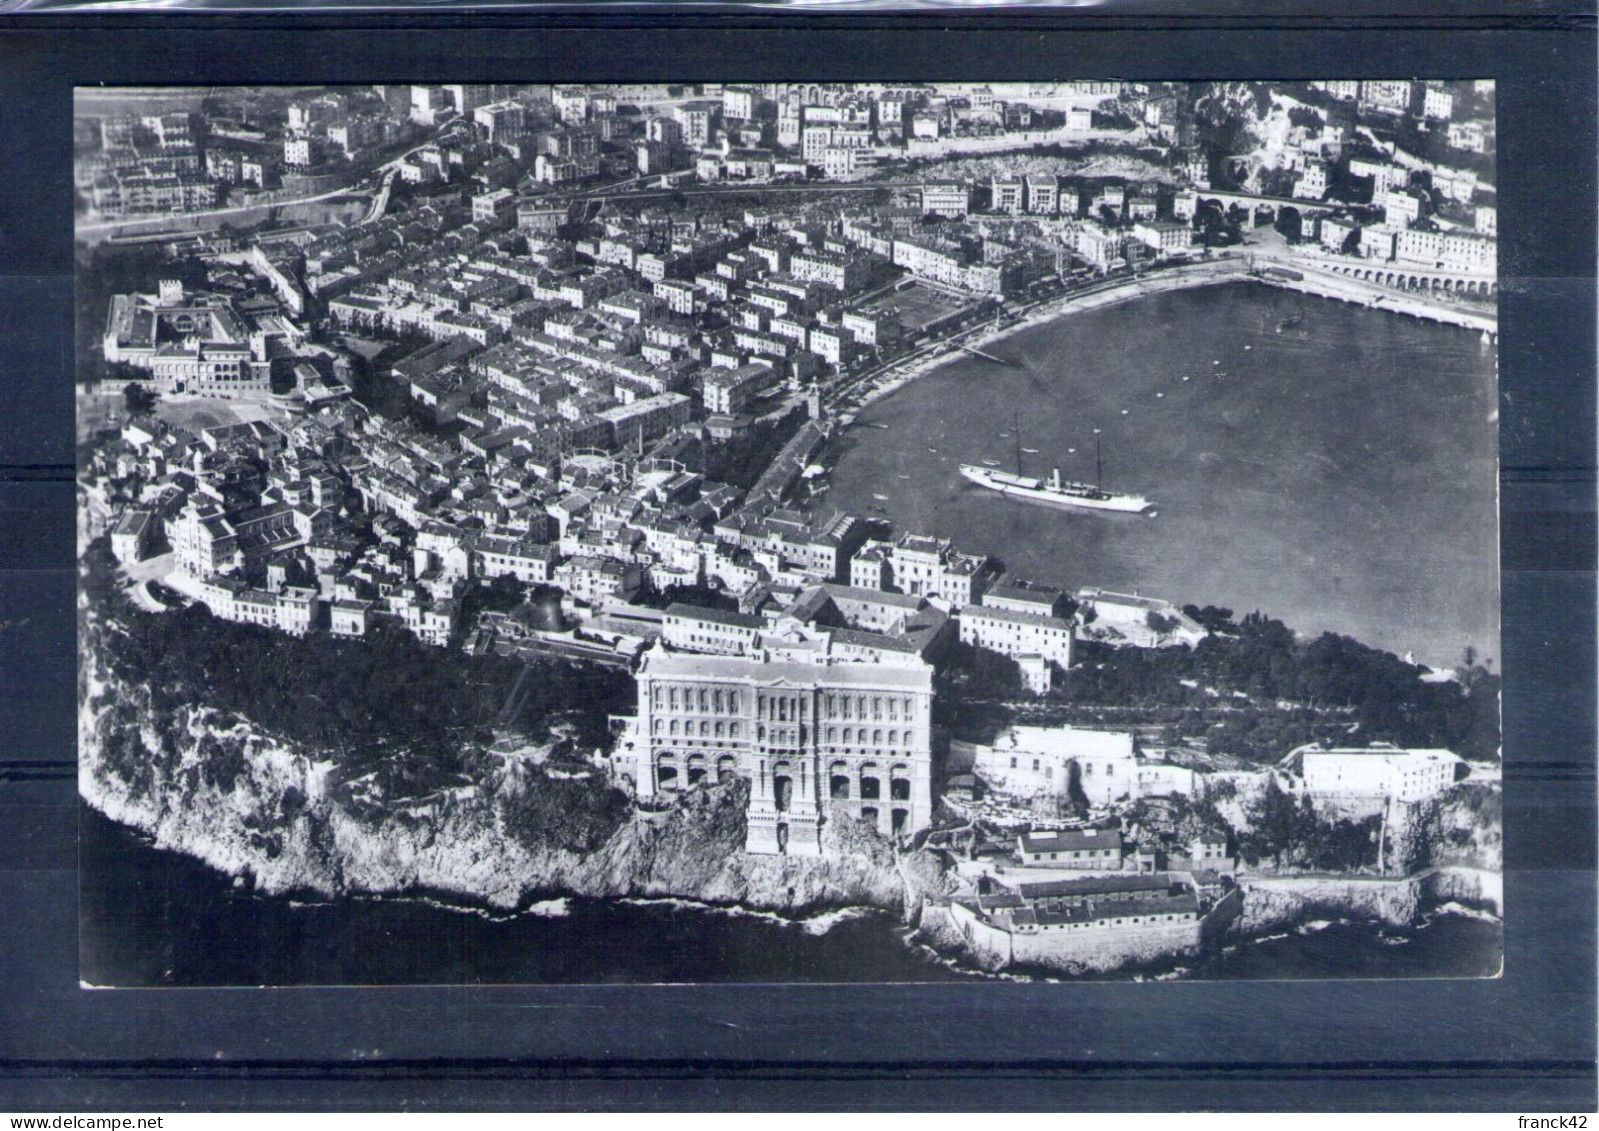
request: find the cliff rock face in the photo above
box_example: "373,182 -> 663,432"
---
80,653 -> 954,918
1238,865 -> 1502,934
1239,876 -> 1423,932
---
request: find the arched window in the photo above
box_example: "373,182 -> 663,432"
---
827,727 -> 837,743
729,723 -> 740,738
715,721 -> 725,738
714,690 -> 723,713
843,727 -> 854,744
669,719 -> 679,736
873,729 -> 882,745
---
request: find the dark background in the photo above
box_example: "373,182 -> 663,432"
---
1,5 -> 1594,1111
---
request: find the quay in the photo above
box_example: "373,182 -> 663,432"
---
957,344 -> 1017,366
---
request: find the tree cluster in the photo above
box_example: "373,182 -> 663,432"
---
686,407 -> 807,490
937,606 -> 1499,764
99,595 -> 634,766
1236,777 -> 1382,872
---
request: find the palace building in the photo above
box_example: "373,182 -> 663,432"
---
619,645 -> 935,856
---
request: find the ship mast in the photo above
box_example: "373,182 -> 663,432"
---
1014,411 -> 1023,476
1097,435 -> 1104,488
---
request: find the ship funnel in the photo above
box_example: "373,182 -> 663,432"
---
1050,466 -> 1061,489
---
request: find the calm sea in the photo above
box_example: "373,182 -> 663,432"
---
823,281 -> 1499,668
80,805 -> 1501,986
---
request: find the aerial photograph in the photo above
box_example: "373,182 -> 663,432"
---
74,80 -> 1503,985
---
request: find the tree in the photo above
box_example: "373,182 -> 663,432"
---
1183,604 -> 1237,634
1241,777 -> 1301,868
1273,205 -> 1303,243
1146,611 -> 1179,637
1287,105 -> 1325,132
122,382 -> 158,416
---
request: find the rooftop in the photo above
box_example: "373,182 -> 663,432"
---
1017,827 -> 1125,854
639,646 -> 931,689
665,602 -> 765,630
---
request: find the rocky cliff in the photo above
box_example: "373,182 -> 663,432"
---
1237,865 -> 1502,935
79,643 -> 954,919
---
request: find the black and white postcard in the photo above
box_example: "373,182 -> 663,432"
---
75,80 -> 1503,985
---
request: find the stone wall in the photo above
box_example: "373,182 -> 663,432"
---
939,897 -> 1213,974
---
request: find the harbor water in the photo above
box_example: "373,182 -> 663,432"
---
823,281 -> 1499,668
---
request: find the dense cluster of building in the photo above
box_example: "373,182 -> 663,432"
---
925,728 -> 1463,966
81,79 -> 1487,863
1269,80 -> 1497,279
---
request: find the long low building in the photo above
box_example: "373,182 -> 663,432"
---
959,602 -> 1074,669
1292,743 -> 1461,803
1016,827 -> 1125,869
619,645 -> 935,855
937,870 -> 1240,974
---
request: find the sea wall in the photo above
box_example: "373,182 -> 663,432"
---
1253,267 -> 1496,334
924,887 -> 1243,975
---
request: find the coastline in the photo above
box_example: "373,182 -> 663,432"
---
832,254 -> 1496,425
838,261 -> 1250,421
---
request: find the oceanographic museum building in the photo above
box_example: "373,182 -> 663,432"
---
621,646 -> 935,855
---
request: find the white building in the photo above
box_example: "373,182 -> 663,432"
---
1447,120 -> 1489,153
1381,188 -> 1424,227
1016,827 -> 1124,870
1296,744 -> 1461,803
959,604 -> 1074,670
1129,220 -> 1193,258
662,603 -> 765,656
972,724 -> 1139,806
920,183 -> 971,219
1294,163 -> 1328,201
1074,588 -> 1204,648
621,647 -> 936,854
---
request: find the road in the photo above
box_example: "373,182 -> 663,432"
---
77,116 -> 466,242
576,180 -> 907,205
361,169 -> 398,226
77,182 -> 374,241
